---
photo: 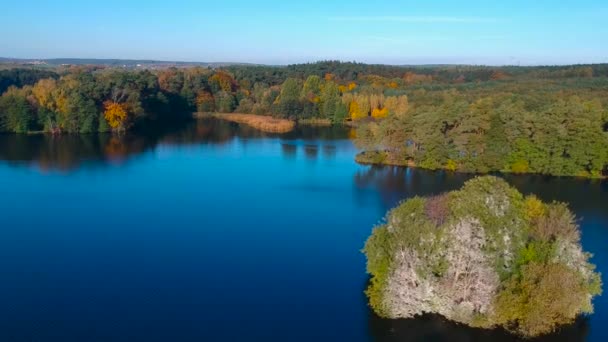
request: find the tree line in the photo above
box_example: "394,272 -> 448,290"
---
354,78 -> 608,178
1,62 -> 607,176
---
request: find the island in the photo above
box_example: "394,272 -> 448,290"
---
363,176 -> 602,338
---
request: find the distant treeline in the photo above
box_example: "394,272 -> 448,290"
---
1,61 -> 607,177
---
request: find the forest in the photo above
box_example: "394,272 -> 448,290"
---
1,61 -> 607,177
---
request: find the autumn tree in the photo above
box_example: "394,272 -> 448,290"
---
301,75 -> 322,102
209,71 -> 236,93
196,91 -> 215,112
103,101 -> 128,131
32,78 -> 58,111
371,107 -> 388,119
383,95 -> 408,117
157,68 -> 184,93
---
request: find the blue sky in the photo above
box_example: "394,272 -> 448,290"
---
1,0 -> 607,65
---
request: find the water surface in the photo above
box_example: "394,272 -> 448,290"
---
0,119 -> 606,341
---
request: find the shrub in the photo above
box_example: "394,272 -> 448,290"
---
424,193 -> 450,226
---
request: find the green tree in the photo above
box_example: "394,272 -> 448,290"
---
0,92 -> 34,133
214,91 -> 236,113
277,78 -> 302,118
320,81 -> 340,119
301,75 -> 322,101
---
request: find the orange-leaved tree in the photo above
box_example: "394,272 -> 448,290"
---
196,91 -> 215,112
103,101 -> 128,130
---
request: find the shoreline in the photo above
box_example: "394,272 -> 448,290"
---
296,118 -> 333,126
194,112 -> 295,133
355,151 -> 607,180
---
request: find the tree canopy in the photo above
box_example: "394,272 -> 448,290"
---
363,176 -> 601,338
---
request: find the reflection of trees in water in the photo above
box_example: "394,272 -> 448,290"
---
368,310 -> 588,342
304,145 -> 319,159
354,166 -> 608,215
0,134 -> 114,171
281,143 -> 297,158
322,144 -> 337,159
0,118 -> 352,172
279,142 -> 343,161
501,174 -> 608,214
284,124 -> 351,140
353,166 -> 473,211
0,126 -> 175,171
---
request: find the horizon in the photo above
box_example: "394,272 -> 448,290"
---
2,56 -> 607,68
1,1 -> 607,66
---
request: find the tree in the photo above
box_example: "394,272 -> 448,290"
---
320,81 -> 340,119
277,78 -> 302,118
209,71 -> 235,93
301,75 -> 322,101
494,262 -> 599,337
196,91 -> 215,112
371,107 -> 388,119
383,95 -> 408,117
333,101 -> 348,123
157,68 -> 184,94
0,90 -> 34,133
103,101 -> 128,131
214,91 -> 236,113
32,78 -> 58,111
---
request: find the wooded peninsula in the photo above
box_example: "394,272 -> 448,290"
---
1,62 -> 607,177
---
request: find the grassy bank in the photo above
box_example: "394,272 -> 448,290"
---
195,113 -> 296,133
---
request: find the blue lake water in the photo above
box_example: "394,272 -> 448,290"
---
0,119 -> 606,341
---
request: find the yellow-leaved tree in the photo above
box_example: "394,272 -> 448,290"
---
350,101 -> 367,120
371,107 -> 389,119
103,101 -> 128,130
32,78 -> 58,110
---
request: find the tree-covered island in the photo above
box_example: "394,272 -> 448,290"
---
363,176 -> 602,338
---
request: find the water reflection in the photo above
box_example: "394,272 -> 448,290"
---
280,143 -> 297,158
304,144 -> 319,160
368,310 -> 589,342
322,145 -> 337,159
0,134 -> 152,172
353,166 -> 474,210
353,166 -> 607,217
0,119 -> 351,171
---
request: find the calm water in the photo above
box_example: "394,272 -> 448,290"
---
0,119 -> 606,342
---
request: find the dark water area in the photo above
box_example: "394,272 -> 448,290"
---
0,118 -> 606,342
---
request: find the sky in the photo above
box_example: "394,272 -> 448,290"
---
1,0 -> 607,65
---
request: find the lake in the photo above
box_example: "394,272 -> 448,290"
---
0,118 -> 606,342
